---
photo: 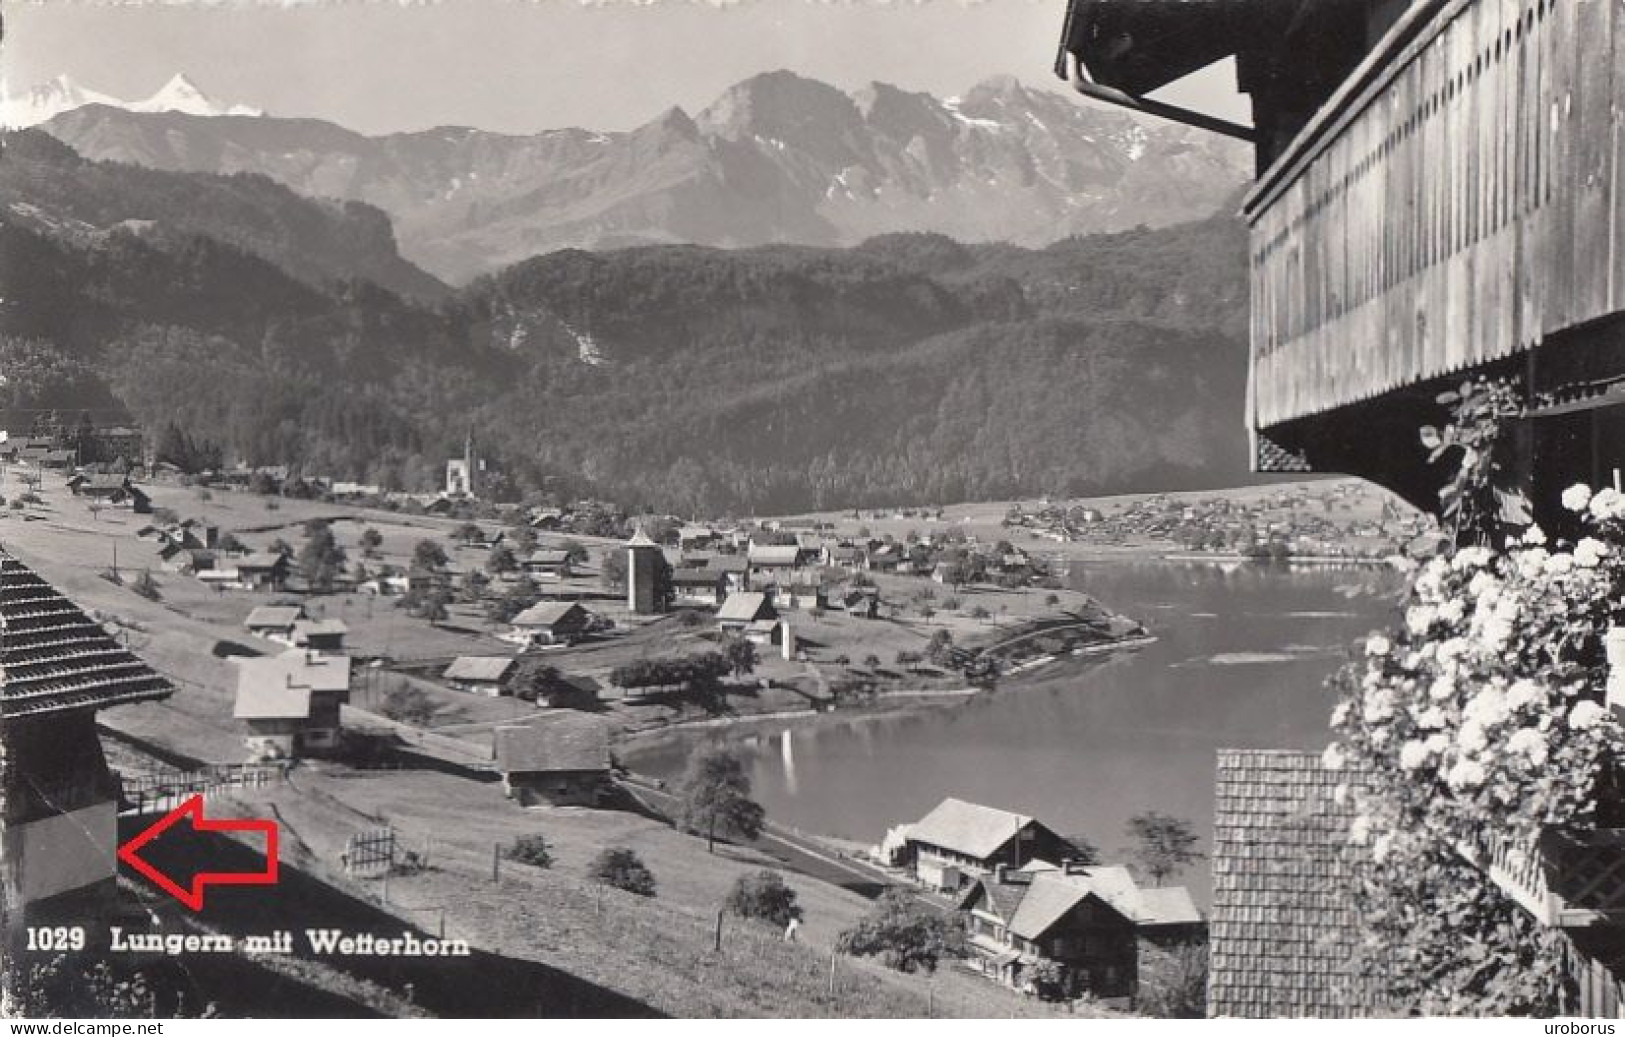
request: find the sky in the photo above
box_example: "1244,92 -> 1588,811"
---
2,0 -> 1246,136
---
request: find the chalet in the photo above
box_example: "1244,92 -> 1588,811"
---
823,544 -> 866,571
865,545 -> 902,572
0,548 -> 173,928
197,567 -> 243,590
839,587 -> 880,619
66,474 -> 152,513
746,543 -> 803,582
902,797 -> 1074,893
678,525 -> 719,551
292,618 -> 348,653
705,554 -> 751,593
716,592 -> 778,633
232,650 -> 352,759
244,604 -> 307,643
521,549 -> 573,579
778,577 -> 828,611
236,552 -> 290,591
494,714 -> 612,807
509,601 -> 593,647
443,655 -> 517,696
670,566 -> 728,608
958,860 -> 1203,1001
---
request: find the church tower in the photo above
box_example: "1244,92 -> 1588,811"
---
626,527 -> 663,615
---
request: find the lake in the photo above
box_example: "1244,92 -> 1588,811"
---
627,559 -> 1402,905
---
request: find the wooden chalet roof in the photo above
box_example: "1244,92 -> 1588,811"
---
0,548 -> 173,718
443,656 -> 516,683
908,797 -> 1037,860
495,713 -> 610,774
1210,748 -> 1376,1018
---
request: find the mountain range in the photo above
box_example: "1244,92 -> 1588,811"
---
2,72 -> 263,128
40,70 -> 1250,283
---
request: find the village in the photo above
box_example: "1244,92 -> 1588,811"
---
0,426 -> 1212,1018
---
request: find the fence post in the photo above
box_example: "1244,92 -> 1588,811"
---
492,842 -> 501,883
713,908 -> 724,953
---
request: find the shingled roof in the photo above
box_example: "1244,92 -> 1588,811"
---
1,548 -> 173,718
495,713 -> 611,774
1210,748 -> 1377,1018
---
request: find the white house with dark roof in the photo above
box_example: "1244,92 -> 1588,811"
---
506,601 -> 593,647
233,650 -> 352,758
903,797 -> 1074,893
291,618 -> 348,652
443,656 -> 517,696
244,603 -> 307,643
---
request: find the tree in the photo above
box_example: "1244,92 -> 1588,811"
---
721,635 -> 757,678
676,746 -> 766,853
561,539 -> 589,564
510,524 -> 538,554
510,658 -> 588,707
380,683 -> 435,726
1125,811 -> 1203,886
454,521 -> 483,545
299,524 -> 347,593
505,834 -> 553,869
217,532 -> 246,554
360,527 -> 383,557
589,846 -> 656,897
412,538 -> 449,571
1136,940 -> 1208,1018
1061,833 -> 1102,866
925,629 -> 955,666
726,870 -> 803,929
487,543 -> 518,574
600,550 -> 628,590
836,889 -> 964,973
969,605 -> 991,622
416,589 -> 451,622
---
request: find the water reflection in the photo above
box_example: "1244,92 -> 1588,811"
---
630,560 -> 1401,906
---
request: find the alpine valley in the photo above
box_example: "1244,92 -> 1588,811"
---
1,70 -> 1256,513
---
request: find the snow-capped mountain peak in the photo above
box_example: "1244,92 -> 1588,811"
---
1,71 -> 262,128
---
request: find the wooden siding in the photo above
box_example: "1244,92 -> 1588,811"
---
1247,0 -> 1625,431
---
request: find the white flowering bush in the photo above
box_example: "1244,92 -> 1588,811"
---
1325,485 -> 1625,1014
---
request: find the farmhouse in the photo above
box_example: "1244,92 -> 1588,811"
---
521,548 -> 573,579
1,547 -> 173,928
716,591 -> 777,633
244,604 -> 307,644
66,474 -> 151,513
233,650 -> 353,758
443,655 -> 516,696
236,552 -> 290,591
746,543 -> 803,583
494,713 -> 612,807
903,797 -> 1074,893
509,601 -> 593,646
958,860 -> 1203,1001
670,566 -> 727,607
292,618 -> 348,652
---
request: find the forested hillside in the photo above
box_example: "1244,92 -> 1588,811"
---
0,131 -> 1251,513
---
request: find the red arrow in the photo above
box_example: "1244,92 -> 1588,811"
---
118,795 -> 278,911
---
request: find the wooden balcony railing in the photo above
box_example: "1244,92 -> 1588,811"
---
1461,827 -> 1625,928
1246,0 -> 1625,433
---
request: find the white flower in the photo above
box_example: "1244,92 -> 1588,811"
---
1591,488 -> 1625,522
1463,686 -> 1508,726
1544,552 -> 1576,577
1445,759 -> 1487,789
1330,701 -> 1352,727
1576,538 -> 1610,568
1452,546 -> 1493,572
1437,599 -> 1466,625
1569,700 -> 1606,731
1365,633 -> 1392,657
1517,548 -> 1550,579
1522,524 -> 1549,546
1322,743 -> 1347,771
1506,679 -> 1543,711
1507,727 -> 1549,766
1457,719 -> 1489,753
1398,740 -> 1431,770
1564,483 -> 1594,513
1332,783 -> 1350,806
1414,706 -> 1447,730
1372,833 -> 1395,864
1362,691 -> 1396,725
1406,605 -> 1437,636
1349,815 -> 1371,845
1429,673 -> 1458,702
1424,733 -> 1452,755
